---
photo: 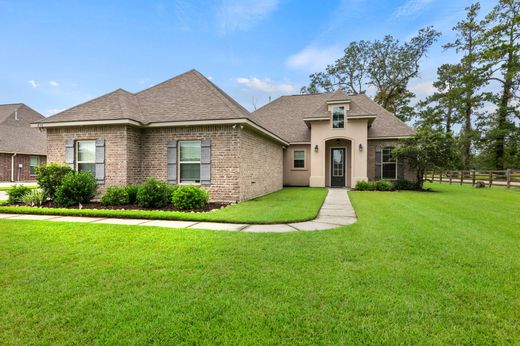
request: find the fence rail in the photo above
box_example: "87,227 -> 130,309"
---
426,169 -> 520,188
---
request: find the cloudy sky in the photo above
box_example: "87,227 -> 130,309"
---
0,0 -> 497,116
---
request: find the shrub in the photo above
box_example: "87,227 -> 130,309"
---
21,189 -> 46,206
171,185 -> 209,210
355,181 -> 370,191
136,178 -> 171,208
35,163 -> 73,199
7,185 -> 31,204
54,172 -> 98,207
101,186 -> 129,206
375,180 -> 394,191
392,179 -> 418,191
126,184 -> 140,204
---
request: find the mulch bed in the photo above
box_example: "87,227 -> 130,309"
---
34,201 -> 230,213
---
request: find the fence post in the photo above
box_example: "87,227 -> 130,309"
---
472,170 -> 475,186
489,171 -> 493,187
506,169 -> 511,188
440,171 -> 443,184
449,171 -> 452,184
460,171 -> 464,185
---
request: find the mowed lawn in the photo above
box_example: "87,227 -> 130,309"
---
0,184 -> 519,344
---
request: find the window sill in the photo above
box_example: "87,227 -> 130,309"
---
291,168 -> 308,171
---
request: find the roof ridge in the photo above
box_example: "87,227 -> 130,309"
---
135,69 -> 197,95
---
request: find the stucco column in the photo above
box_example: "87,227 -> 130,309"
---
309,139 -> 326,187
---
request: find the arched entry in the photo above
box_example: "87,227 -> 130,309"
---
325,138 -> 352,187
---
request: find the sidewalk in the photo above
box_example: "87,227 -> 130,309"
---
0,188 -> 357,233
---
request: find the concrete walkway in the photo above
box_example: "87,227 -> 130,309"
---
0,188 -> 357,233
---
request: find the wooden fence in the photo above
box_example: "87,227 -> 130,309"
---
426,169 -> 520,188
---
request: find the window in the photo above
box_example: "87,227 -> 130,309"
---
76,140 -> 96,175
179,140 -> 201,183
382,147 -> 397,179
332,106 -> 345,128
29,156 -> 39,175
293,150 -> 305,169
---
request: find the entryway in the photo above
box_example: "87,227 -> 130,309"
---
330,148 -> 345,187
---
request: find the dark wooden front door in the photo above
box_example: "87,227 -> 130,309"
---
331,148 -> 345,187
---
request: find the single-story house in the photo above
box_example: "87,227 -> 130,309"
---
0,103 -> 47,182
32,69 -> 414,202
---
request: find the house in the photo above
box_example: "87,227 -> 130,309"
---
0,104 -> 47,182
33,69 -> 414,202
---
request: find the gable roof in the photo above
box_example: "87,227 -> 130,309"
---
37,69 -> 250,125
0,104 -> 47,155
251,91 -> 413,143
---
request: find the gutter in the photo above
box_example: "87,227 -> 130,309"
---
11,153 -> 16,182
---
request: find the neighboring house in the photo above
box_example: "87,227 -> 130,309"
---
0,104 -> 47,182
32,69 -> 413,202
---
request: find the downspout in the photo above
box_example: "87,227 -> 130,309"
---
11,153 -> 17,182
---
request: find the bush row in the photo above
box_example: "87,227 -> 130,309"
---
355,179 -> 418,191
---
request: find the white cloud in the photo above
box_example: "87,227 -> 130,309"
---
410,80 -> 437,98
285,45 -> 343,72
393,0 -> 434,18
46,108 -> 65,116
236,77 -> 296,94
49,80 -> 59,87
27,80 -> 38,88
217,0 -> 278,35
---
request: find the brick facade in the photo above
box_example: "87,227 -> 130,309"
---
46,124 -> 284,202
367,139 -> 415,181
0,153 -> 46,182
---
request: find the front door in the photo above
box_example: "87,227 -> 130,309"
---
331,148 -> 345,187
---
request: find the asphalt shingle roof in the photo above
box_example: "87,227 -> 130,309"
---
0,104 -> 47,155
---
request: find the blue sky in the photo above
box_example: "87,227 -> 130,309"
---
0,0 -> 496,116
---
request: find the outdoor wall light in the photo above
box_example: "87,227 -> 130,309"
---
359,144 -> 363,152
314,145 -> 319,152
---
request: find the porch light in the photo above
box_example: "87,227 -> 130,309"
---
359,144 -> 363,152
314,145 -> 319,153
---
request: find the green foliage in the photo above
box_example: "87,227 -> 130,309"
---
21,189 -> 46,207
392,179 -> 418,191
126,184 -> 140,204
54,172 -> 98,207
375,180 -> 393,191
35,163 -> 73,199
101,187 -> 130,206
393,128 -> 457,189
136,178 -> 172,208
355,181 -> 370,191
7,185 -> 31,204
356,180 -> 394,191
171,185 -> 209,210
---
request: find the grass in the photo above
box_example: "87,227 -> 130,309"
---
0,185 -> 39,191
0,187 -> 327,224
0,183 -> 518,344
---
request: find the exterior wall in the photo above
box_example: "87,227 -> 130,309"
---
126,127 -> 143,184
325,139 -> 352,187
309,110 -> 369,187
239,127 -> 283,200
367,139 -> 415,181
141,125 -> 241,203
0,153 -> 46,182
46,125 -> 134,188
283,144 -> 311,186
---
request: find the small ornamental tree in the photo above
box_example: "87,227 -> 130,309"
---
392,128 -> 457,189
35,163 -> 73,199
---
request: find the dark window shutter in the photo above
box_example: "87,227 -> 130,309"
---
200,140 -> 211,185
65,140 -> 74,169
375,146 -> 382,181
167,140 -> 177,184
95,139 -> 105,184
397,157 -> 405,180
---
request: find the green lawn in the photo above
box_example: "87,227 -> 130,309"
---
0,187 -> 327,224
0,183 -> 518,344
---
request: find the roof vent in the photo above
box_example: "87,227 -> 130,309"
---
14,109 -> 18,121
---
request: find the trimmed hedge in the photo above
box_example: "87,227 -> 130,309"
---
136,178 -> 172,208
54,172 -> 98,207
101,187 -> 130,206
171,185 -> 209,210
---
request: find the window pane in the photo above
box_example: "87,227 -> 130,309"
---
180,141 -> 201,161
294,151 -> 304,160
382,163 -> 396,179
30,156 -> 38,175
180,163 -> 200,181
30,156 -> 38,166
78,141 -> 96,162
382,147 -> 395,162
78,163 -> 96,175
332,107 -> 344,128
294,160 -> 305,168
332,150 -> 344,177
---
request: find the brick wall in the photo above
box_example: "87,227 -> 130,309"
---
367,139 -> 415,181
0,153 -> 46,182
239,127 -> 283,200
141,125 -> 242,202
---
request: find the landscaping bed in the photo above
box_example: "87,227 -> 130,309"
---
27,200 -> 229,212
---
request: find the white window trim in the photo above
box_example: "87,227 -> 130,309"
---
29,156 -> 39,176
292,149 -> 306,170
178,140 -> 202,185
75,140 -> 96,172
381,147 -> 398,180
332,106 -> 345,129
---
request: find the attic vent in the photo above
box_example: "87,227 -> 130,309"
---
15,110 -> 18,120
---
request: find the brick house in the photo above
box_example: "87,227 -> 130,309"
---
33,69 -> 414,202
0,104 -> 47,182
